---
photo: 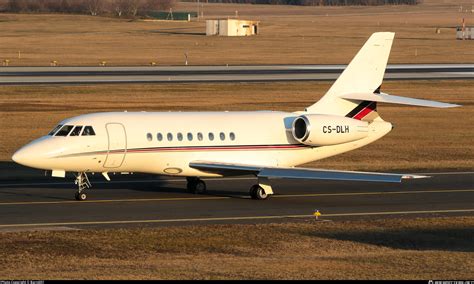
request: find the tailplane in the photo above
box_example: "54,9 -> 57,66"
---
305,32 -> 460,119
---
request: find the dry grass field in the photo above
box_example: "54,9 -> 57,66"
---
0,0 -> 473,66
0,80 -> 472,171
0,216 -> 472,279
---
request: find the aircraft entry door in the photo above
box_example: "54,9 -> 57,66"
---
103,123 -> 127,168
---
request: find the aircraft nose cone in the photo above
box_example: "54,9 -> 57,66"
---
12,147 -> 31,167
12,141 -> 46,169
12,137 -> 61,170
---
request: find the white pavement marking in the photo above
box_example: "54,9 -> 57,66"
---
0,189 -> 472,206
0,208 -> 473,229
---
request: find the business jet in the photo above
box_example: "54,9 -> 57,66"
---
12,32 -> 459,201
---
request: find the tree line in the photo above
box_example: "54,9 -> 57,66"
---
0,0 -> 175,17
196,0 -> 421,5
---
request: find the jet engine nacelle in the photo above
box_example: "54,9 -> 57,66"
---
292,114 -> 369,146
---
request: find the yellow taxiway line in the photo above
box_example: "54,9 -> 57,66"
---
0,208 -> 473,229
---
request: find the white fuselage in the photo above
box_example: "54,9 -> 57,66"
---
13,111 -> 392,177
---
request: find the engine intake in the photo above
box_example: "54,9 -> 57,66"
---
292,114 -> 369,146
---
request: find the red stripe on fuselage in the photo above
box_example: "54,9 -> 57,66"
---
119,144 -> 308,153
65,144 -> 311,157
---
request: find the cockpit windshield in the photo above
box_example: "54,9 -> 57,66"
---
82,126 -> 96,136
70,126 -> 83,136
48,124 -> 63,136
49,124 -> 95,137
55,125 -> 74,136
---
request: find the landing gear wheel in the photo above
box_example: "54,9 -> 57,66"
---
194,180 -> 207,194
250,184 -> 268,200
74,172 -> 92,201
186,177 -> 206,194
75,191 -> 87,201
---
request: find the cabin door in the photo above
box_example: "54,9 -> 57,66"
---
103,123 -> 127,168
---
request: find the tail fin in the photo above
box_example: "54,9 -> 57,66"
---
305,32 -> 395,120
305,32 -> 460,119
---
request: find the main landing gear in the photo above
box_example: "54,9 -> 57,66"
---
185,176 -> 273,200
249,185 -> 268,200
74,172 -> 91,201
186,177 -> 207,194
249,179 -> 273,200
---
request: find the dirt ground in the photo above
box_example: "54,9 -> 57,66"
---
0,80 -> 472,171
0,216 -> 472,279
0,0 -> 473,66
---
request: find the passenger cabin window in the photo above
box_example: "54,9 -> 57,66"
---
55,125 -> 74,136
208,133 -> 214,141
167,133 -> 173,141
197,132 -> 203,141
157,133 -> 163,141
147,133 -> 152,141
82,126 -> 96,136
230,132 -> 235,141
187,133 -> 193,141
220,132 -> 225,141
69,126 -> 83,136
177,133 -> 183,141
48,124 -> 63,136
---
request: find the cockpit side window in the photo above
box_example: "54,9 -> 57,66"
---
48,124 -> 63,136
82,126 -> 96,136
55,125 -> 74,136
69,126 -> 83,136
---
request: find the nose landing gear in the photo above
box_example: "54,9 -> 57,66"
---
74,172 -> 91,201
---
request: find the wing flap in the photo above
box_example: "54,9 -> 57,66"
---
189,161 -> 428,183
189,161 -> 261,176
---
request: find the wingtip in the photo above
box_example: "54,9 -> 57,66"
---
445,103 -> 462,108
402,174 -> 430,179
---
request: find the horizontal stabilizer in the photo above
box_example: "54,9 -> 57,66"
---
340,92 -> 460,108
190,161 -> 428,183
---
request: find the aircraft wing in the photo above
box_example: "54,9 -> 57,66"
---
189,161 -> 428,183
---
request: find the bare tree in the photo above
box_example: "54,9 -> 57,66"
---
111,0 -> 129,16
86,0 -> 102,15
7,0 -> 27,12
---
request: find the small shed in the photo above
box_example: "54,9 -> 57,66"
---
206,19 -> 259,36
456,26 -> 474,40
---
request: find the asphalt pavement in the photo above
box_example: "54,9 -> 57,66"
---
0,163 -> 472,231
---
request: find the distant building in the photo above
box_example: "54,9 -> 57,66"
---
206,19 -> 259,36
456,26 -> 474,40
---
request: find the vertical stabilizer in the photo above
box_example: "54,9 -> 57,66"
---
305,32 -> 395,120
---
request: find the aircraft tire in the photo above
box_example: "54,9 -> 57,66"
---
75,192 -> 87,201
194,180 -> 207,194
250,185 -> 268,200
255,186 -> 268,200
249,185 -> 258,199
186,178 -> 206,194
